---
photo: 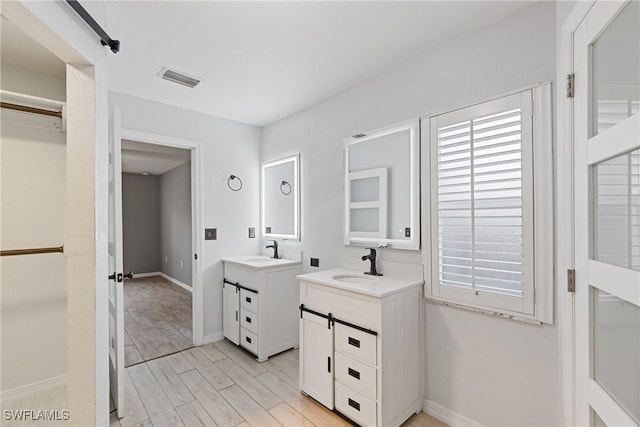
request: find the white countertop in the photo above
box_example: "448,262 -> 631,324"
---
222,255 -> 301,270
297,268 -> 423,298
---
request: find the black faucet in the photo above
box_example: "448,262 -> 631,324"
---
362,248 -> 383,276
266,240 -> 280,259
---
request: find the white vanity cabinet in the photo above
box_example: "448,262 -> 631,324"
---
222,256 -> 301,362
298,268 -> 423,427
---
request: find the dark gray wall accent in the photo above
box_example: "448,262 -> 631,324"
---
122,173 -> 161,274
160,162 -> 192,286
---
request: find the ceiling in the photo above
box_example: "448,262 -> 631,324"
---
0,16 -> 66,78
107,1 -> 535,127
121,140 -> 190,175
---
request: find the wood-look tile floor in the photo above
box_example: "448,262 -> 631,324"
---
110,340 -> 448,427
124,276 -> 193,367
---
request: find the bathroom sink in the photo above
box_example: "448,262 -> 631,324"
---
332,274 -> 379,284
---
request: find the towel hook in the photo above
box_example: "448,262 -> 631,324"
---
280,180 -> 292,195
227,174 -> 243,192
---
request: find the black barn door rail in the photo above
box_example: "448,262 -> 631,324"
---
299,304 -> 378,336
66,0 -> 120,53
223,278 -> 257,294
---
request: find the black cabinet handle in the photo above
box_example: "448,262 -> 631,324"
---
348,398 -> 360,411
235,311 -> 238,321
246,316 -> 252,323
348,337 -> 360,348
246,336 -> 252,344
348,368 -> 360,380
246,296 -> 252,303
327,356 -> 331,373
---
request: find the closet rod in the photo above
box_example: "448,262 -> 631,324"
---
1,246 -> 64,257
1,102 -> 62,119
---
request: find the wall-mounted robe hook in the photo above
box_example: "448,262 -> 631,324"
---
280,180 -> 292,195
227,175 -> 243,191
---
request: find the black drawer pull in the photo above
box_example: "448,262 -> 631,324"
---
348,368 -> 360,380
327,356 -> 331,373
246,316 -> 252,323
246,336 -> 252,344
348,398 -> 360,411
348,337 -> 360,348
246,296 -> 252,303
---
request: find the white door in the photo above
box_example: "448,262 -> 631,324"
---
574,1 -> 640,425
108,108 -> 125,418
300,311 -> 334,409
223,282 -> 240,345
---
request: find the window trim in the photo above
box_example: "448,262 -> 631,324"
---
422,83 -> 554,324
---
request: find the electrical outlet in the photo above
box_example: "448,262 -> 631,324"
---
180,260 -> 183,268
205,228 -> 217,240
164,256 -> 168,263
310,257 -> 320,267
248,227 -> 255,238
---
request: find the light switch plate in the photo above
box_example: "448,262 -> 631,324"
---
248,227 -> 255,238
205,228 -> 217,240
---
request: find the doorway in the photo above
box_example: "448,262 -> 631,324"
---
120,140 -> 195,366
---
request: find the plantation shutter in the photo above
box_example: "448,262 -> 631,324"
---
430,91 -> 534,313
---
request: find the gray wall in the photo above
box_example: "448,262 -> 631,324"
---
122,173 -> 161,274
160,162 -> 192,286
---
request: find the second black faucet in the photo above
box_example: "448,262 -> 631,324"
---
362,248 -> 383,276
266,240 -> 280,259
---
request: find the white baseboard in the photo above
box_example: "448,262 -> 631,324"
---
159,272 -> 193,293
132,271 -> 161,278
423,399 -> 482,427
1,374 -> 66,402
203,332 -> 224,345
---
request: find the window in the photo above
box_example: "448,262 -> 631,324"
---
424,84 -> 553,323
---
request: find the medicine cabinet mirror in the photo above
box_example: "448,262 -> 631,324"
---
262,154 -> 300,240
343,119 -> 420,250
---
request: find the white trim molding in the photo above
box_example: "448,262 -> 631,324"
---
423,400 -> 482,427
203,332 -> 224,345
159,272 -> 193,293
132,271 -> 161,278
1,375 -> 67,402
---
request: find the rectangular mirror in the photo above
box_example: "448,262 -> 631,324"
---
262,154 -> 300,240
343,119 -> 420,250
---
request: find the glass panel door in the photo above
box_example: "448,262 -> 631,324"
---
574,1 -> 640,426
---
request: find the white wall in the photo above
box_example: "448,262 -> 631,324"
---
0,63 -> 66,102
109,91 -> 261,338
262,2 -> 561,425
160,162 -> 192,286
0,118 -> 67,393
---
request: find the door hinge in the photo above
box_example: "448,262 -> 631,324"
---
567,269 -> 576,293
566,74 -> 575,98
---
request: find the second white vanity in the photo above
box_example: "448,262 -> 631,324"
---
222,256 -> 301,361
298,266 -> 423,427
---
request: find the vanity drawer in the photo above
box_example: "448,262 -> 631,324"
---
335,323 -> 377,366
240,288 -> 258,313
335,351 -> 377,399
335,381 -> 377,427
240,328 -> 258,354
241,310 -> 258,334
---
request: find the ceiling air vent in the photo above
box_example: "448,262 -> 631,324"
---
158,67 -> 201,88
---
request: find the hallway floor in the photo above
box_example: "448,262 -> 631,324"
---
124,275 -> 193,367
110,341 -> 447,427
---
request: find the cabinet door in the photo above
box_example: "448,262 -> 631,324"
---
223,284 -> 239,345
300,311 -> 334,409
